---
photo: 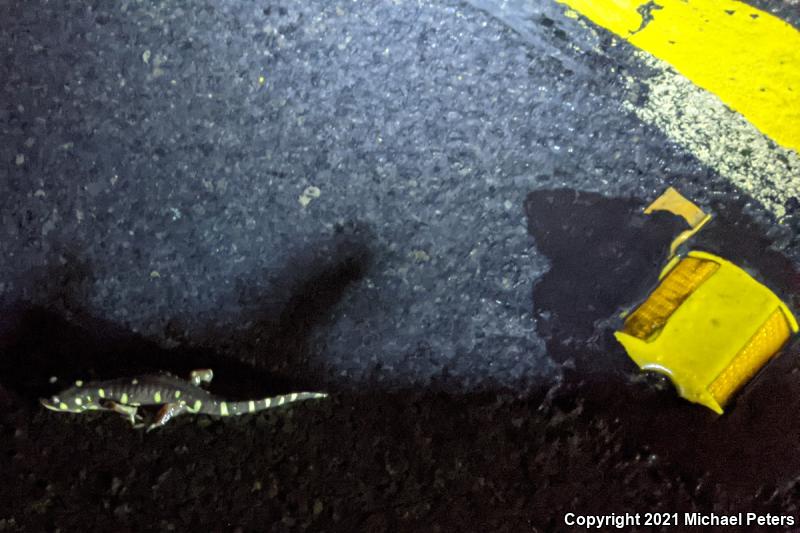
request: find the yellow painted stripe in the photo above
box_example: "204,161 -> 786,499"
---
559,0 -> 800,152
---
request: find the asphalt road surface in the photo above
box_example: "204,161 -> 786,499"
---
1,0 -> 798,531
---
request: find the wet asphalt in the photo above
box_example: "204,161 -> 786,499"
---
1,0 -> 799,531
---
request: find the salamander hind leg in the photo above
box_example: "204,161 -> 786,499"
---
189,369 -> 214,387
147,402 -> 189,432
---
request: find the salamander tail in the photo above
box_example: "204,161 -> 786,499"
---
223,391 -> 328,416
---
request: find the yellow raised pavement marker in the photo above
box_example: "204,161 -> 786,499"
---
616,251 -> 798,413
614,188 -> 798,414
559,0 -> 800,152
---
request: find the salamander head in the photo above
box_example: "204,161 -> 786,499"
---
40,380 -> 105,413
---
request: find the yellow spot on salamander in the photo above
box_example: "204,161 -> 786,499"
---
290,393 -> 298,401
98,388 -> 106,398
193,400 -> 202,412
74,397 -> 82,405
120,393 -> 129,404
75,380 -> 83,387
220,402 -> 229,416
59,402 -> 69,410
264,398 -> 271,408
174,390 -> 181,399
277,396 -> 285,406
154,391 -> 162,403
248,400 -> 256,412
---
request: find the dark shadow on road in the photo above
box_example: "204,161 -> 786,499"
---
0,222 -> 373,405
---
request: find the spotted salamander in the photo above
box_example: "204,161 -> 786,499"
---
40,369 -> 327,431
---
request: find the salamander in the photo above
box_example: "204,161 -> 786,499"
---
40,369 -> 327,431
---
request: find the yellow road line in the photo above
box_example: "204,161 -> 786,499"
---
559,0 -> 800,153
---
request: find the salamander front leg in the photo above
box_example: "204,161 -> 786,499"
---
101,400 -> 142,427
189,369 -> 214,388
147,402 -> 188,432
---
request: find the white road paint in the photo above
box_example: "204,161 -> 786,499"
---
623,52 -> 799,222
